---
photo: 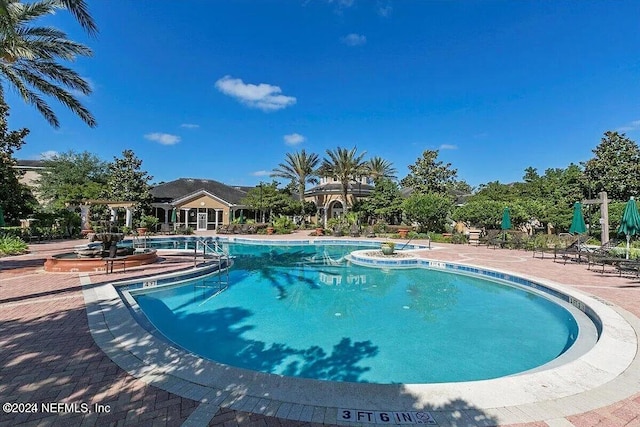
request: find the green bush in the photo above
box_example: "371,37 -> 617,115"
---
450,233 -> 468,244
272,215 -> 294,234
0,235 -> 28,256
610,246 -> 640,260
428,233 -> 452,243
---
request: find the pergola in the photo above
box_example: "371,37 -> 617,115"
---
80,199 -> 136,230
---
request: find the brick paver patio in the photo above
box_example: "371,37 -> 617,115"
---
1,233 -> 639,426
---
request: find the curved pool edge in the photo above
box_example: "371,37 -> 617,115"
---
80,243 -> 640,425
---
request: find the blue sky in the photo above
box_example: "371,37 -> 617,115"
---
8,0 -> 640,189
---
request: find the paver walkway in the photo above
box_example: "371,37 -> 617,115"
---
1,233 -> 639,426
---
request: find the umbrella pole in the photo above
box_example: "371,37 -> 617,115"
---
627,234 -> 631,260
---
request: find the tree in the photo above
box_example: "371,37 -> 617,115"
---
0,0 -> 96,127
401,192 -> 453,233
104,150 -> 153,221
583,131 -> 640,201
1,0 -> 98,36
241,181 -> 293,222
366,156 -> 396,181
35,150 -> 107,208
319,147 -> 367,212
0,102 -> 35,223
271,149 -> 319,211
400,150 -> 458,195
355,177 -> 403,224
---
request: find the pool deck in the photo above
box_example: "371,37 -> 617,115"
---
1,231 -> 639,426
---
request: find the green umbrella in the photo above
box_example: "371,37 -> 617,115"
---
171,207 -> 177,223
500,207 -> 511,242
501,207 -> 511,230
0,205 -> 5,227
569,202 -> 587,235
617,196 -> 640,259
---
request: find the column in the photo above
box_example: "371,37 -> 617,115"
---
182,209 -> 189,228
110,208 -> 117,223
125,208 -> 132,227
80,204 -> 91,230
600,191 -> 610,244
214,209 -> 220,229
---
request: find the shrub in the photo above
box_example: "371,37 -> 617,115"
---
450,233 -> 468,244
0,235 -> 28,256
272,215 -> 294,234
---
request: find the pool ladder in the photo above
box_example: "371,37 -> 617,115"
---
194,238 -> 231,304
132,235 -> 147,249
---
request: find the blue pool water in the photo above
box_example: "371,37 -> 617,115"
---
132,243 -> 579,384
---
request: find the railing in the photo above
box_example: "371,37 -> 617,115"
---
193,238 -> 231,302
132,235 -> 147,249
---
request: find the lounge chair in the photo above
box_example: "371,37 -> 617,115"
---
349,224 -> 360,237
477,230 -> 501,249
217,224 -> 230,234
616,260 -> 640,277
587,239 -> 625,273
556,235 -> 588,264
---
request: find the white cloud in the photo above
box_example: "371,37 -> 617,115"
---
252,170 -> 271,176
180,123 -> 200,129
439,144 -> 458,150
341,33 -> 367,46
215,75 -> 296,112
377,1 -> 392,17
616,119 -> 640,132
326,0 -> 355,13
284,133 -> 305,146
144,132 -> 181,146
39,150 -> 58,159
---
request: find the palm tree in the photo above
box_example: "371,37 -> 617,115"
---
320,147 -> 368,212
271,149 -> 320,208
0,0 -> 96,128
367,156 -> 397,181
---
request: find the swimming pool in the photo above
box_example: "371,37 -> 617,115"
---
127,242 -> 594,384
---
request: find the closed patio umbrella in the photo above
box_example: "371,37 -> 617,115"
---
569,202 -> 587,235
617,197 -> 640,259
501,207 -> 511,242
171,208 -> 177,223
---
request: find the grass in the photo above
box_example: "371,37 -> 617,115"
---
0,235 -> 28,256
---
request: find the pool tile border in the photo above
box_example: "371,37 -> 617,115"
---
82,240 -> 640,426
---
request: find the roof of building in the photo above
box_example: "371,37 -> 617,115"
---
15,159 -> 46,168
305,182 -> 375,196
151,178 -> 249,205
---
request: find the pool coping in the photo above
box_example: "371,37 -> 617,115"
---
82,240 -> 640,425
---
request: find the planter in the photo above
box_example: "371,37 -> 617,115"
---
266,226 -> 275,235
137,227 -> 148,235
381,244 -> 395,256
398,228 -> 409,238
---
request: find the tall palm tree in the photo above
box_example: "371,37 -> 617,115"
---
367,156 -> 397,181
320,147 -> 367,212
271,149 -> 320,207
0,0 -> 96,128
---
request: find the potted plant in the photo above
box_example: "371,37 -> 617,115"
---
398,226 -> 410,238
266,223 -> 275,235
137,215 -> 158,235
381,241 -> 395,256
